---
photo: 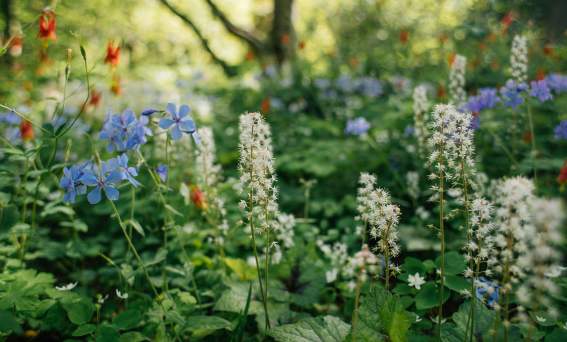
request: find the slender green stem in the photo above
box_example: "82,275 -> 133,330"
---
109,201 -> 159,298
437,134 -> 446,340
526,100 -> 537,183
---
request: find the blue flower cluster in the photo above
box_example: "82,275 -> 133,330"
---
530,80 -> 553,103
499,80 -> 528,108
475,277 -> 499,307
345,117 -> 370,136
546,74 -> 567,94
60,154 -> 139,204
554,120 -> 567,141
99,109 -> 152,152
464,88 -> 499,113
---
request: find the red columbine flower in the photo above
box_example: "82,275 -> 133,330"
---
9,36 -> 23,57
399,30 -> 409,44
89,89 -> 102,107
558,162 -> 567,186
105,41 -> 120,67
111,75 -> 121,96
261,97 -> 270,114
38,10 -> 57,42
190,186 -> 207,210
20,120 -> 34,141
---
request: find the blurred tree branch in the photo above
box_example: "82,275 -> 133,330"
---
203,0 -> 265,53
159,0 -> 237,77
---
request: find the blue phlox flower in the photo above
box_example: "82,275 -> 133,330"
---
80,163 -> 123,204
545,74 -> 567,94
159,103 -> 197,141
500,79 -> 528,108
554,120 -> 567,140
345,117 -> 370,136
99,109 -> 149,152
475,277 -> 499,307
108,154 -> 141,187
465,88 -> 499,113
530,80 -> 553,103
156,164 -> 168,182
59,162 -> 90,203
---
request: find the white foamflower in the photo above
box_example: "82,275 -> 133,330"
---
449,55 -> 467,108
115,289 -> 129,300
510,35 -> 528,84
56,282 -> 78,291
413,85 -> 430,155
408,273 -> 426,290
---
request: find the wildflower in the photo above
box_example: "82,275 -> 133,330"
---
56,282 -> 78,291
406,171 -> 419,201
99,109 -> 150,152
80,163 -> 123,204
489,177 -> 535,297
530,80 -> 553,103
449,54 -> 467,108
141,108 -> 159,116
399,30 -> 409,44
60,163 -> 90,203
156,164 -> 168,182
408,273 -> 426,290
38,9 -> 56,42
558,162 -> 567,186
465,88 -> 499,113
115,289 -> 128,300
553,121 -> 567,140
104,41 -> 120,67
190,185 -> 207,210
356,77 -> 383,98
475,277 -> 499,307
345,117 -> 370,136
273,213 -> 296,249
159,103 -> 198,142
108,154 -> 140,187
500,79 -> 528,108
111,75 -> 121,95
260,97 -> 270,114
516,198 -> 564,319
465,198 -> 495,285
9,35 -> 23,57
413,85 -> 429,154
325,268 -> 338,283
510,35 -> 528,84
19,120 -> 34,141
545,74 -> 567,94
89,90 -> 102,108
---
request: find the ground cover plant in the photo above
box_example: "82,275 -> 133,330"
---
1,0 -> 567,341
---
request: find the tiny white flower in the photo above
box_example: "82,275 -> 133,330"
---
56,282 -> 78,291
116,289 -> 129,300
535,316 -> 546,323
325,269 -> 338,283
408,273 -> 426,290
415,315 -> 422,323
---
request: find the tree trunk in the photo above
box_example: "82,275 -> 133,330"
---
270,0 -> 294,65
2,0 -> 13,41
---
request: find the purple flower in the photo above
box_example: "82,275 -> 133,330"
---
0,111 -> 21,125
500,80 -> 528,108
530,80 -> 553,103
356,77 -> 383,97
554,120 -> 567,140
404,125 -> 415,137
99,109 -> 150,152
545,74 -> 567,94
475,277 -> 499,307
156,164 -> 168,182
345,117 -> 370,136
470,114 -> 480,130
59,162 -> 90,203
80,163 -> 123,204
159,103 -> 197,141
465,88 -> 499,113
108,154 -> 140,187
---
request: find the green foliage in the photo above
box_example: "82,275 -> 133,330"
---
269,316 -> 351,342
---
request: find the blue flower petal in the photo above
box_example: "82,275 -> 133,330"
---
180,119 -> 196,132
159,118 -> 175,129
87,188 -> 102,204
166,103 -> 177,118
104,186 -> 120,201
178,104 -> 190,118
171,125 -> 182,140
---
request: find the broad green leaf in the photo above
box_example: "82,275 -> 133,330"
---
113,309 -> 142,330
72,323 -> 96,336
444,275 -> 470,293
185,315 -> 232,334
0,310 -> 22,334
61,296 -> 95,325
435,252 -> 466,275
270,316 -> 350,342
96,324 -> 120,342
223,257 -> 257,281
415,282 -> 449,310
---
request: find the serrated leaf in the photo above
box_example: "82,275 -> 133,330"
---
223,257 -> 256,281
270,316 -> 350,342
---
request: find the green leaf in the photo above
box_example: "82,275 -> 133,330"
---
223,257 -> 257,281
72,323 -> 96,336
113,309 -> 142,330
126,219 -> 145,237
0,310 -> 22,334
96,324 -> 120,342
351,284 -> 411,342
61,295 -> 95,325
415,282 -> 449,310
185,315 -> 232,334
435,252 -> 466,275
402,257 -> 426,275
119,331 -> 147,342
270,316 -> 350,342
444,275 -> 470,292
